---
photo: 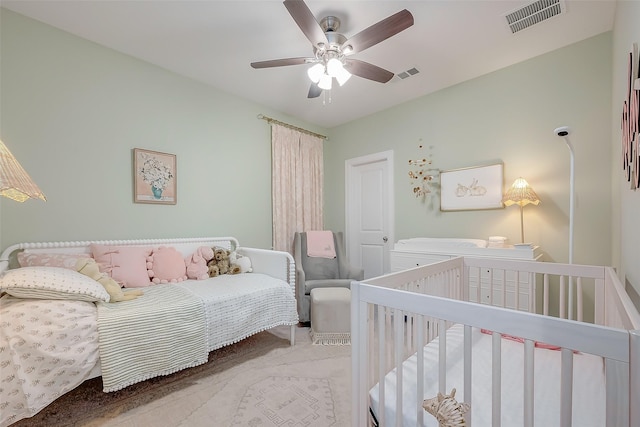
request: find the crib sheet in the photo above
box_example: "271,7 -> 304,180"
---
369,324 -> 605,427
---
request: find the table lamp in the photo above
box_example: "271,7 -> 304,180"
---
502,177 -> 539,243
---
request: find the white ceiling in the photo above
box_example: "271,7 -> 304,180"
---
1,0 -> 617,128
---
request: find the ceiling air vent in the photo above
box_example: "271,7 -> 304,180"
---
396,67 -> 420,80
505,0 -> 566,34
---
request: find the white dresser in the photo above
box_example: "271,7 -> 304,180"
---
390,238 -> 543,311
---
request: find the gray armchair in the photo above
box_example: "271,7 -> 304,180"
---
293,231 -> 364,323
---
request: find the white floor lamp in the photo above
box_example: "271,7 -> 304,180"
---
555,126 -> 575,319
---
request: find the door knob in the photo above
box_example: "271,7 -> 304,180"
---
383,236 -> 388,242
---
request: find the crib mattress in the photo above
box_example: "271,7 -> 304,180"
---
369,324 -> 605,427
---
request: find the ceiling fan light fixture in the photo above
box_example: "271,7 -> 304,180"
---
318,73 -> 332,90
326,57 -> 343,76
335,67 -> 352,86
307,63 -> 324,83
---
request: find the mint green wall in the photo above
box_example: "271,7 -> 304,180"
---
324,33 -> 613,267
0,9 -> 327,250
612,0 -> 640,302
0,7 -> 632,285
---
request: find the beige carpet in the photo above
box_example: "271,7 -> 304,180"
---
11,325 -> 351,427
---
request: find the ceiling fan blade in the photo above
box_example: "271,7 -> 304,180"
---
345,59 -> 394,83
283,0 -> 329,49
251,57 -> 311,69
342,9 -> 414,55
308,82 -> 322,98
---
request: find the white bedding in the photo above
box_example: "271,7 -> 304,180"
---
177,273 -> 299,351
0,273 -> 298,427
0,296 -> 99,427
370,324 -> 605,427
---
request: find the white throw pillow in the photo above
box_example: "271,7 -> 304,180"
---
0,266 -> 110,302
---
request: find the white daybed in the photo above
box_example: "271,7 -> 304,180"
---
351,256 -> 640,427
0,237 -> 299,427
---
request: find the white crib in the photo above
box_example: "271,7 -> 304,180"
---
351,257 -> 640,427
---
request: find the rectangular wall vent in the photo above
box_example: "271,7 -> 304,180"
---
505,0 -> 565,34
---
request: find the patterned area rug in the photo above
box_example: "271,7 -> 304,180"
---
10,326 -> 351,427
232,376 -> 336,426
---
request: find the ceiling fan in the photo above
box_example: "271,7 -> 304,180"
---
250,0 -> 414,98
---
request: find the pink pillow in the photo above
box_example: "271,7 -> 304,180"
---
18,252 -> 92,270
91,244 -> 152,288
147,246 -> 187,284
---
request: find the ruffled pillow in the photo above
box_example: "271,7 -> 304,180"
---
91,244 -> 152,288
0,266 -> 110,302
147,246 -> 187,284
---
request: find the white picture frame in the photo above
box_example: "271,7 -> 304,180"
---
440,163 -> 504,211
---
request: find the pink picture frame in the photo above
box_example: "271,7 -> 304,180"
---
133,148 -> 177,205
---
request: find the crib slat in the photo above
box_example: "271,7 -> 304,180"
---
577,277 -> 583,322
543,273 -> 549,316
491,332 -> 502,427
438,318 -> 447,395
560,348 -> 574,426
524,340 -> 534,427
377,305 -> 386,427
605,358 -> 630,427
560,275 -> 566,319
464,325 -> 473,426
568,274 -> 574,320
416,317 -> 425,426
394,308 -> 403,427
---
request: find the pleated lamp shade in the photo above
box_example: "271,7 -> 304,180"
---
502,178 -> 539,243
502,177 -> 539,207
0,139 -> 46,202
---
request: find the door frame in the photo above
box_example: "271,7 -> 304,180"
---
345,150 -> 395,275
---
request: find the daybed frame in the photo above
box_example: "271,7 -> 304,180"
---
351,256 -> 640,427
0,236 -> 297,346
0,236 -> 298,427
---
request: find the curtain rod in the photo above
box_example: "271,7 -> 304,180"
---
257,114 -> 328,140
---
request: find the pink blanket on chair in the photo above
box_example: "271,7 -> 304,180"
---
306,231 -> 336,258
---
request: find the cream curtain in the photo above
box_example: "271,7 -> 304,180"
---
271,124 -> 324,253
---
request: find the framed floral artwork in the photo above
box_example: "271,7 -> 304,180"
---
440,163 -> 504,211
133,148 -> 177,205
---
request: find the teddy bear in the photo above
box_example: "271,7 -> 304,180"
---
213,247 -> 232,275
185,246 -> 214,280
210,247 -> 241,276
207,259 -> 220,277
75,257 -> 143,302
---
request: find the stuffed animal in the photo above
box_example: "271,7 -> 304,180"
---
210,247 -> 241,275
229,251 -> 252,273
207,260 -> 220,278
211,247 -> 229,275
76,258 -> 143,302
185,246 -> 215,280
423,388 -> 470,427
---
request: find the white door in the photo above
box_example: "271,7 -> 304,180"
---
345,150 -> 394,279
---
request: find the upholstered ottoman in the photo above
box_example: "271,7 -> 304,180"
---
310,287 -> 351,345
